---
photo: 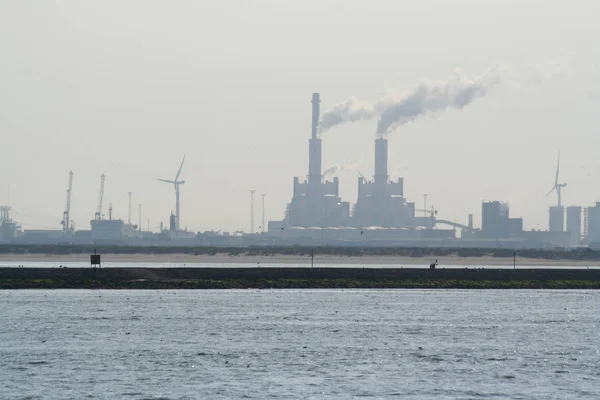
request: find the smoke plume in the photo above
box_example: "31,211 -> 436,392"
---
317,97 -> 377,133
318,68 -> 501,135
376,69 -> 500,134
323,158 -> 362,178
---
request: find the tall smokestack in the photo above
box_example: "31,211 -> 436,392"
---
312,93 -> 320,139
374,136 -> 388,185
308,93 -> 322,185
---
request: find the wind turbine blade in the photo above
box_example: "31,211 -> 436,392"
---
555,152 -> 560,186
545,187 -> 555,197
175,154 -> 186,181
157,179 -> 175,184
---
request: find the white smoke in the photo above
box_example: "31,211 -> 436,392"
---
318,67 -> 502,135
376,69 -> 500,134
317,97 -> 377,134
322,158 -> 362,178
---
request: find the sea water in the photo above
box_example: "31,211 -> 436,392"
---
1,289 -> 599,399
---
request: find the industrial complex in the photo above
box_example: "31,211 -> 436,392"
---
1,93 -> 599,249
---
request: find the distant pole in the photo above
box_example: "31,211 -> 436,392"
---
513,251 -> 516,270
261,193 -> 266,234
128,192 -> 132,224
311,249 -> 314,268
250,189 -> 256,234
424,193 -> 428,224
138,204 -> 142,232
147,218 -> 150,233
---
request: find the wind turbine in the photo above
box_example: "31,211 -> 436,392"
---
545,152 -> 567,207
158,154 -> 186,231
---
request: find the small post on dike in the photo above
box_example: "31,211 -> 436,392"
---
91,249 -> 101,269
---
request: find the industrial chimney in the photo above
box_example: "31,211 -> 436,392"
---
311,93 -> 320,139
374,136 -> 388,185
308,93 -> 322,186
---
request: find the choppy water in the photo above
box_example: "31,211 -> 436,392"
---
1,290 -> 599,399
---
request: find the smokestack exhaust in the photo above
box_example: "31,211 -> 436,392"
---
308,93 -> 322,185
318,68 -> 501,135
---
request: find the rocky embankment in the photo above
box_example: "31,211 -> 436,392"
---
1,267 -> 600,289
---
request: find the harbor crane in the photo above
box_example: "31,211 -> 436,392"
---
61,171 -> 73,235
95,174 -> 105,221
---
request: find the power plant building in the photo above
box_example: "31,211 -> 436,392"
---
284,93 -> 350,227
352,137 -> 416,227
279,93 -> 456,239
282,94 -> 423,231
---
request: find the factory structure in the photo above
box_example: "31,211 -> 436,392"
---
284,94 -> 351,227
1,92 -> 600,249
267,93 -> 466,245
1,160 -> 196,246
263,93 -> 596,248
271,94 -> 452,231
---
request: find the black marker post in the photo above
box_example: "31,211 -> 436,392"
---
91,249 -> 101,269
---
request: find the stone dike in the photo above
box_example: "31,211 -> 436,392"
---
1,267 -> 600,289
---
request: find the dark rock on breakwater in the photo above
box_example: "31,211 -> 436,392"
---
1,267 -> 600,289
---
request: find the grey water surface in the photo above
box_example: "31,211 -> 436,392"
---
1,289 -> 599,399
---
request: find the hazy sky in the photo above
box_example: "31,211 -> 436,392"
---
1,1 -> 599,233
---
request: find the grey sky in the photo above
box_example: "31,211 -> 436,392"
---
1,1 -> 599,232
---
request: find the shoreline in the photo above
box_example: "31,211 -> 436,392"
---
2,267 -> 599,289
1,253 -> 600,267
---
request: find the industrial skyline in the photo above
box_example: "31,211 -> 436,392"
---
0,89 -> 597,236
1,2 -> 599,234
0,91 -> 597,250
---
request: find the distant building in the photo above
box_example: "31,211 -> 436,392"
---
283,93 -> 350,228
521,230 -> 571,248
91,219 -> 125,244
586,202 -> 600,246
481,201 -> 523,238
19,229 -> 65,243
0,206 -> 18,242
566,206 -> 582,246
286,176 -> 350,227
352,137 -> 415,227
549,206 -> 564,232
169,213 -> 176,231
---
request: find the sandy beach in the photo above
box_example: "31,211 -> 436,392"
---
1,253 -> 599,267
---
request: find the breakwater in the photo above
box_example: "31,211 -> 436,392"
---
3,244 -> 600,262
1,267 -> 600,289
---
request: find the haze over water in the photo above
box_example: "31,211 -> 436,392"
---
1,289 -> 598,399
